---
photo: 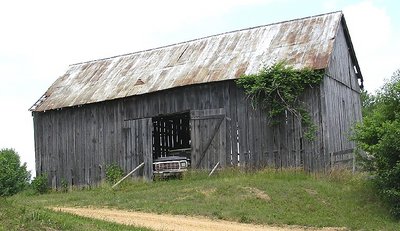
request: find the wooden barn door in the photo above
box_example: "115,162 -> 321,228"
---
123,118 -> 153,180
190,108 -> 226,170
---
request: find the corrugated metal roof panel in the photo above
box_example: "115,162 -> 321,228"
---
31,12 -> 343,112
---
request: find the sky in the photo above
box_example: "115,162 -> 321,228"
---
0,0 -> 399,176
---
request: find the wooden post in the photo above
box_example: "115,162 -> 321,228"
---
208,162 -> 220,177
112,162 -> 145,188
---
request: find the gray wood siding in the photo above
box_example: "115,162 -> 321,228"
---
321,23 -> 362,168
33,54 -> 361,187
33,102 -> 125,187
123,118 -> 153,179
190,108 -> 226,169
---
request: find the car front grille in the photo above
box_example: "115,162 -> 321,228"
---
154,161 -> 180,171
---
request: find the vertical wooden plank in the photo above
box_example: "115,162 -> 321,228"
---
127,120 -> 132,175
65,109 -> 71,185
82,108 -> 88,186
85,107 -> 92,186
220,110 -> 228,167
123,124 -> 129,174
247,104 -> 254,169
236,88 -> 248,168
204,110 -> 211,169
286,112 -> 293,167
282,113 -> 289,168
254,107 -> 263,169
137,119 -> 143,176
96,105 -> 102,183
228,82 -> 239,166
99,104 -> 106,181
294,115 -> 301,168
46,113 -> 51,187
273,123 -> 281,169
56,111 -> 62,188
133,120 -> 141,177
32,113 -> 39,177
190,112 -> 199,169
74,108 -> 81,185
51,112 -> 57,188
116,102 -> 123,172
148,117 -> 154,179
223,85 -> 231,167
319,73 -> 329,171
315,86 -> 324,171
142,118 -> 153,180
259,107 -> 268,168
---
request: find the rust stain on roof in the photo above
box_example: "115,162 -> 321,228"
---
31,12 -> 346,112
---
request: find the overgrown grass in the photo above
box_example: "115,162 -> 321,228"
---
8,168 -> 400,230
0,197 -> 151,231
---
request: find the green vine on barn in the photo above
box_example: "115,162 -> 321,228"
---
236,61 -> 324,140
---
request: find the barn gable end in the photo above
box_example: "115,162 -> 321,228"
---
31,12 -> 363,187
322,17 -> 362,169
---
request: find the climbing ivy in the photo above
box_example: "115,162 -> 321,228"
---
236,61 -> 324,140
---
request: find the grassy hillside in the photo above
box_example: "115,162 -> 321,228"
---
4,168 -> 400,230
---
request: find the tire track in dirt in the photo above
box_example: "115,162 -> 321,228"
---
52,207 -> 345,231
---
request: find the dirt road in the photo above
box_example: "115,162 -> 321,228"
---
53,207 -> 344,231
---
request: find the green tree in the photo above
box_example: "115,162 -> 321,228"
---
360,89 -> 376,118
0,148 -> 31,196
353,69 -> 400,218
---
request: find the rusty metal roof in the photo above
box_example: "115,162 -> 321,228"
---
31,11 -> 351,112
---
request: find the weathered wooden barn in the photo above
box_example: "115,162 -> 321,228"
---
30,11 -> 363,187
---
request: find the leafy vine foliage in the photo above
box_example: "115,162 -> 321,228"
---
236,62 -> 324,140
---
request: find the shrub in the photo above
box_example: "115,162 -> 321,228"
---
105,164 -> 124,184
353,69 -> 400,218
60,178 -> 68,192
31,174 -> 48,194
0,148 -> 31,196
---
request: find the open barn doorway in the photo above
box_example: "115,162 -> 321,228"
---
151,109 -> 226,177
152,111 -> 191,159
152,111 -> 191,177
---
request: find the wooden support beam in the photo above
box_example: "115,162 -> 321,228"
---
208,162 -> 220,177
112,162 -> 145,188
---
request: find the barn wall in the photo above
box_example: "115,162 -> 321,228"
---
321,22 -> 362,168
33,82 -> 231,188
226,81 -> 325,171
33,101 -> 126,188
33,77 -> 336,188
124,80 -> 325,172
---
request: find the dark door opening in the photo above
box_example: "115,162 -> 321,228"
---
152,111 -> 191,160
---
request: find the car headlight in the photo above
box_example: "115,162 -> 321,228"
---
180,162 -> 186,168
